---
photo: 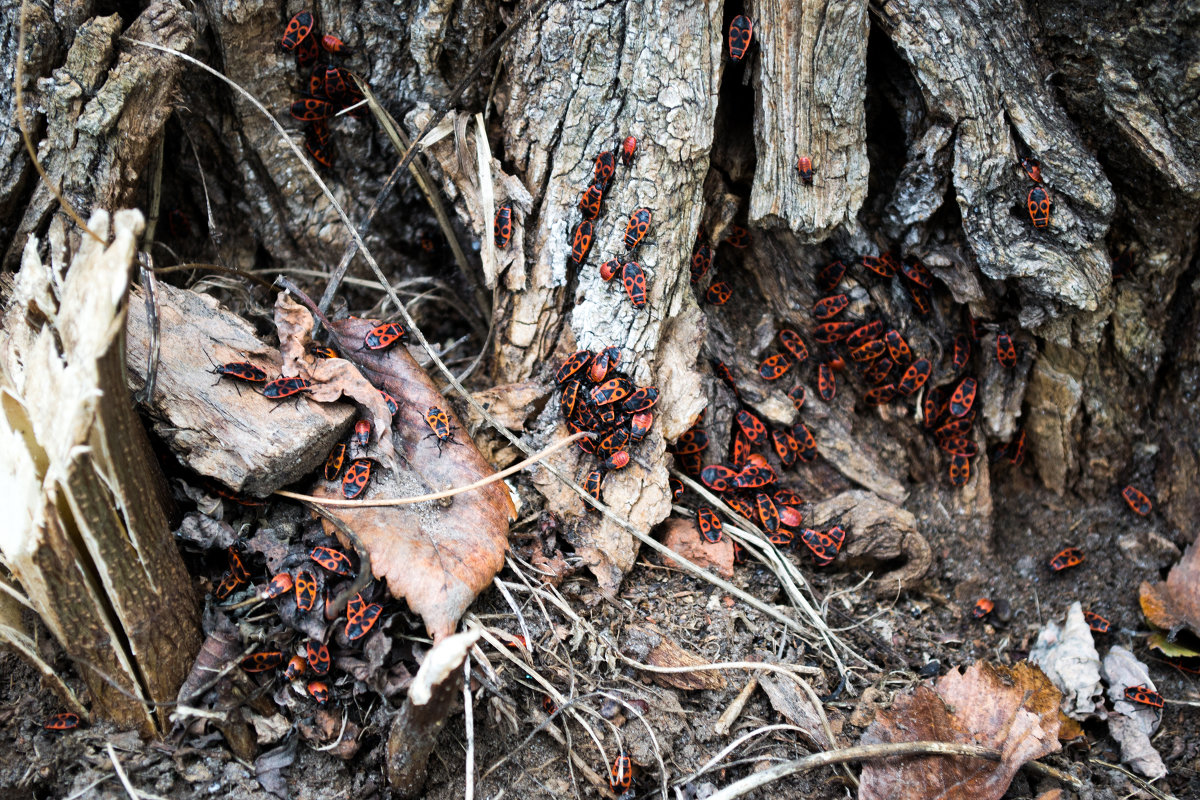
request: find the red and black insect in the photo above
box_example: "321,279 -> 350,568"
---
582,470 -> 604,504
44,712 -> 81,731
864,384 -> 897,406
730,430 -> 751,468
281,11 -> 314,50
295,29 -> 320,68
675,451 -> 702,475
755,492 -> 780,532
1027,186 -> 1051,228
570,219 -> 594,264
621,136 -> 637,166
768,530 -> 795,546
1124,686 -> 1163,709
601,451 -> 630,471
723,495 -> 754,521
813,294 -> 849,320
622,387 -> 659,414
712,358 -> 741,398
1083,610 -> 1111,634
624,207 -> 652,250
208,357 -> 269,387
792,422 -> 817,461
907,283 -> 933,316
589,346 -> 620,382
593,150 -> 617,190
346,594 -> 384,640
813,321 -> 856,344
622,261 -> 649,308
938,437 -> 978,458
342,458 -> 373,499
863,356 -> 895,386
595,428 -> 630,458
351,419 -> 371,448
894,358 -> 931,396
308,681 -> 330,704
735,409 -> 768,444
1021,157 -> 1043,183
796,155 -> 813,184
1122,485 -> 1152,516
700,464 -> 737,492
778,505 -> 803,529
725,225 -> 750,249
591,377 -> 632,407
284,655 -> 306,680
610,753 -> 634,791
884,330 -> 912,364
816,260 -> 847,292
494,205 -> 513,248
773,489 -> 803,506
308,342 -> 338,359
972,598 -> 994,619
260,572 -> 294,600
600,257 -> 621,282
845,320 -> 884,349
294,568 -> 318,611
705,281 -> 732,305
697,506 -> 723,543
758,353 -> 792,381
861,254 -> 896,278
950,334 -> 971,372
669,477 -> 684,502
850,339 -> 887,362
556,350 -> 594,384
732,464 -> 776,489
1007,428 -> 1027,466
817,362 -> 836,402
1049,547 -> 1084,572
629,411 -> 654,441
788,385 -> 806,412
241,651 -> 285,672
996,332 -> 1017,368
778,329 -> 809,363
900,257 -> 934,288
771,429 -> 798,468
948,377 -> 977,418
213,571 -> 244,600
947,454 -> 970,487
306,640 -> 331,674
541,695 -> 558,715
364,322 -> 406,350
800,528 -> 839,566
425,406 -> 456,450
290,98 -> 333,121
311,546 -> 353,576
690,243 -> 714,283
727,14 -> 753,61
579,183 -> 604,220
262,376 -> 313,400
673,427 -> 710,455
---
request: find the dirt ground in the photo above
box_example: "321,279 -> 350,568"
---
2,469 -> 1196,800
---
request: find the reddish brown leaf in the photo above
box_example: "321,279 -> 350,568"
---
659,517 -> 734,579
1139,539 -> 1200,637
859,662 -> 1062,800
311,315 -> 516,641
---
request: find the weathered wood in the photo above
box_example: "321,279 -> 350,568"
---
748,0 -> 870,240
0,210 -> 201,735
125,282 -> 356,497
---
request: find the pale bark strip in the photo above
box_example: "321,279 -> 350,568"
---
748,0 -> 870,242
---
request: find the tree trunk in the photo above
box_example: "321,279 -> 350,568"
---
2,0 -> 1198,727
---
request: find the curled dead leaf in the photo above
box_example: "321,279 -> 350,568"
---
859,661 -> 1061,800
1138,539 -> 1200,638
309,315 -> 515,641
1028,602 -> 1104,719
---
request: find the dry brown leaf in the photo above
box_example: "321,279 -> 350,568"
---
758,674 -> 835,749
1139,539 -> 1200,637
859,661 -> 1062,800
310,315 -> 516,641
659,518 -> 734,579
275,295 -> 395,463
623,625 -> 726,691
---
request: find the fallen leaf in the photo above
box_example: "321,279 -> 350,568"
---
622,625 -> 726,691
1139,539 -> 1200,637
310,315 -> 515,641
529,546 -> 574,586
1029,602 -> 1104,719
859,661 -> 1061,800
1106,714 -> 1167,781
1146,631 -> 1200,659
1101,646 -> 1161,730
659,518 -> 734,579
758,675 -> 834,749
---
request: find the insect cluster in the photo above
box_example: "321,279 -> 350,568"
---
215,538 -> 386,707
281,10 -> 365,167
555,347 -> 658,507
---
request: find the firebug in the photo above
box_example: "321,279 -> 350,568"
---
622,261 -> 649,308
755,492 -> 780,532
845,320 -> 884,349
556,350 -> 594,384
669,477 -> 684,501
352,419 -> 371,448
796,155 -> 813,184
850,339 -> 887,362
884,330 -> 912,364
900,257 -> 934,288
972,598 -> 994,619
293,568 -> 318,612
863,356 -> 895,385
579,183 -> 603,220
494,205 -> 513,248
307,681 -> 330,704
295,30 -> 320,69
285,655 -> 306,680
813,321 -> 856,344
948,377 -> 977,418
306,640 -> 330,674
1049,547 -> 1083,572
1124,686 -> 1163,709
696,506 -> 723,543
1083,610 -> 1111,634
699,464 -> 737,492
730,430 -> 751,468
595,428 -> 630,458
724,225 -> 750,249
1027,186 -> 1051,228
996,332 -> 1017,368
320,34 -> 349,54
600,257 -> 621,282
1021,157 -> 1043,183
896,358 -> 932,396
816,260 -> 847,292
425,406 -> 456,450
262,376 -> 312,399
788,385 -> 806,411
779,329 -> 809,363
735,409 -> 768,443
346,596 -> 383,640
588,346 -> 619,382
731,464 -> 777,489
241,651 -> 285,672
260,572 -> 293,600
593,150 -> 616,189
778,505 -> 802,528
281,11 -> 314,51
861,254 -> 896,278
672,427 -> 710,454
864,384 -> 897,406
622,386 -> 659,413
44,712 -> 81,731
290,98 -> 333,121
1121,485 -> 1152,516
771,429 -> 797,467
947,454 -> 970,487
690,243 -> 714,283
712,359 -> 741,397
624,208 -> 652,250
629,411 -> 653,441
800,528 -> 839,566
621,136 -> 637,165
380,390 -> 399,417
728,15 -> 753,61
570,219 -> 594,264
342,458 -> 373,499
590,377 -> 632,406
812,294 -> 849,320
705,281 -> 732,305
773,489 -> 803,506
602,451 -> 630,471
559,379 -> 581,419
610,753 -> 634,791
938,437 -> 978,457
364,322 -> 406,350
310,546 -> 353,576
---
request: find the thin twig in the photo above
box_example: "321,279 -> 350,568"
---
705,741 -> 1082,800
463,657 -> 476,800
105,744 -> 140,800
275,431 -> 591,508
1088,758 -> 1178,800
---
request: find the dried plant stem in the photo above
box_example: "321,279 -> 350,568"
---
705,741 -> 1082,800
275,431 -> 591,508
